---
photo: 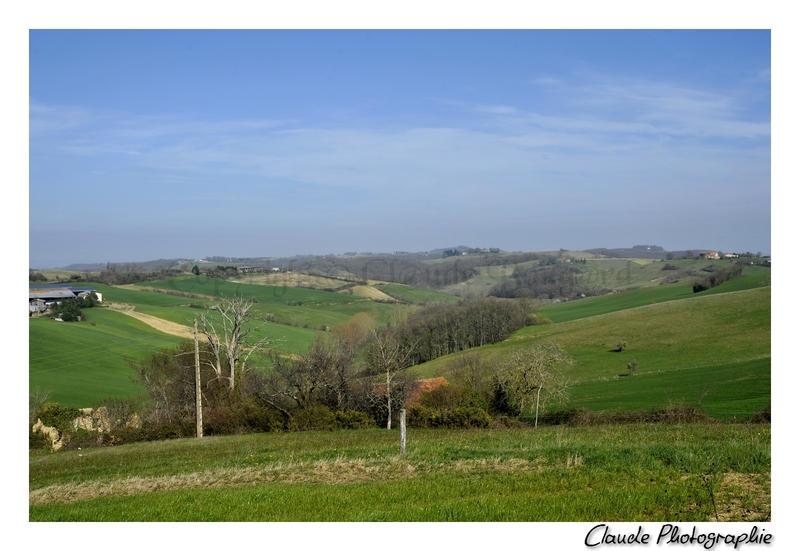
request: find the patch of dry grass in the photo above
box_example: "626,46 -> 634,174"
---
713,472 -> 771,522
29,456 -> 550,506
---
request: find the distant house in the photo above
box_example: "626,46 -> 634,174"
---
723,253 -> 739,259
699,251 -> 720,260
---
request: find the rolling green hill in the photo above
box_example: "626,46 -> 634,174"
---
373,283 -> 460,304
538,267 -> 770,324
30,267 -> 770,417
29,308 -> 187,407
138,276 -> 365,305
30,277 -> 411,407
412,287 -> 770,419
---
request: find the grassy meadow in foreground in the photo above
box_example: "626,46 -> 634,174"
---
29,424 -> 770,522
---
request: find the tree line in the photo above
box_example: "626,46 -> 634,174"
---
96,263 -> 182,285
394,298 -> 527,364
489,263 -> 610,300
692,263 -> 744,293
280,252 -> 545,290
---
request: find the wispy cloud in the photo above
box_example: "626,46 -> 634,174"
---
478,75 -> 770,141
29,70 -> 770,229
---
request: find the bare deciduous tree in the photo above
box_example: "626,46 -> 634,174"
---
199,296 -> 273,390
447,350 -> 488,394
365,325 -> 417,429
256,351 -> 325,417
498,342 -> 574,428
29,387 -> 52,425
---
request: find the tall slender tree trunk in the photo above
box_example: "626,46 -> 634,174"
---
386,371 -> 392,430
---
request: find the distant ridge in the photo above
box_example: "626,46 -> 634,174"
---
60,259 -> 190,271
46,246 -> 741,271
58,263 -> 107,271
583,246 -> 709,260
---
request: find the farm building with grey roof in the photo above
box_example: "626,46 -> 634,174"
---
29,285 -> 102,314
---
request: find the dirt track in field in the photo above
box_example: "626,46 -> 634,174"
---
107,303 -> 194,339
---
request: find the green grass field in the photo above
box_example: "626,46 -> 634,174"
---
29,308 -> 186,407
538,267 -> 770,324
138,276 -> 363,305
374,283 -> 460,304
29,424 -> 770,522
123,277 -> 406,330
413,287 -> 770,419
568,357 -> 770,419
538,283 -> 696,323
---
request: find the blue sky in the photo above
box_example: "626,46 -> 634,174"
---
29,30 -> 771,268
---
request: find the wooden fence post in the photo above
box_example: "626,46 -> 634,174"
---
194,319 -> 203,438
400,409 -> 406,455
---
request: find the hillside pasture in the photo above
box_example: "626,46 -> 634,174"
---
238,271 -> 355,290
29,308 -> 186,407
129,276 -> 405,330
568,357 -> 770,420
137,276 -> 363,305
441,262 -> 535,297
538,268 -> 770,324
413,287 -> 770,419
373,283 -> 460,304
537,283 -> 696,323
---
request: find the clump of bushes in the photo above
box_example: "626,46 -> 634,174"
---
332,410 -> 376,430
108,421 -> 196,445
408,385 -> 491,428
287,406 -> 376,432
30,402 -> 96,451
526,312 -> 553,325
748,404 -> 771,424
37,402 -> 82,433
48,292 -> 100,322
408,405 -> 491,429
418,385 -> 488,411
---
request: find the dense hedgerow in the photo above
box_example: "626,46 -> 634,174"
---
693,264 -> 744,293
408,405 -> 491,429
536,406 -> 715,427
